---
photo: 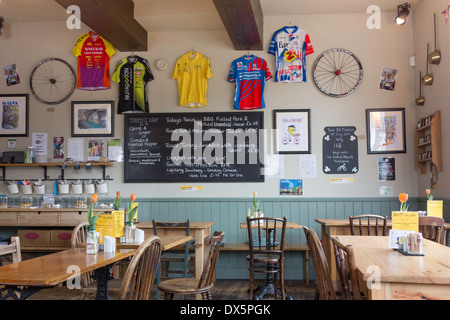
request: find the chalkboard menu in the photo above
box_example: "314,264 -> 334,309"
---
124,112 -> 264,183
323,126 -> 358,174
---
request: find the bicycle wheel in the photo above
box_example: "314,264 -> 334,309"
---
312,48 -> 363,98
30,58 -> 76,105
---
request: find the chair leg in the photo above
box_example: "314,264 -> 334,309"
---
280,263 -> 286,300
248,264 -> 254,300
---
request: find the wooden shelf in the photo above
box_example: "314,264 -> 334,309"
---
415,111 -> 442,174
0,162 -> 113,181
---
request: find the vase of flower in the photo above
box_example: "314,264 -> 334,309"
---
124,193 -> 138,243
86,227 -> 99,254
86,193 -> 99,254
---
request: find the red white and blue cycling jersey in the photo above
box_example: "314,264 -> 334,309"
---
227,55 -> 272,110
268,26 -> 314,83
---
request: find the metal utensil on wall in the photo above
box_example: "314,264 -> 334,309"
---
423,43 -> 433,85
428,13 -> 441,65
415,72 -> 425,106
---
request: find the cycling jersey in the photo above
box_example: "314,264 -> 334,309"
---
72,31 -> 115,90
112,55 -> 154,113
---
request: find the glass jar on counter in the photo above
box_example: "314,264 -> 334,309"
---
20,196 -> 32,208
74,196 -> 88,208
0,195 -> 8,208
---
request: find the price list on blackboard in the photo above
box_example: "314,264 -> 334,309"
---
124,112 -> 264,183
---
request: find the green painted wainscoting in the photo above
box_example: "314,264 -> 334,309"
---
129,196 -> 444,280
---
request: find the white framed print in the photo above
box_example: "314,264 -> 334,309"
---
273,109 -> 311,154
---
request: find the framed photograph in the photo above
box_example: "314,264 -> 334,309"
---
71,101 -> 114,137
366,108 -> 406,154
274,109 -> 311,154
0,94 -> 29,137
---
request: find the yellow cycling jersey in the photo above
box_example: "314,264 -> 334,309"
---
172,51 -> 212,107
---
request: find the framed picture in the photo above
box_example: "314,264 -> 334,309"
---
71,101 -> 114,137
366,108 -> 406,154
0,94 -> 29,137
274,109 -> 311,154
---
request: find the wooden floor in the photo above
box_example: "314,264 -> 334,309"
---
28,279 -> 315,300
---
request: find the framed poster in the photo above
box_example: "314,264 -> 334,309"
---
366,108 -> 406,154
0,94 -> 29,137
71,101 -> 114,137
273,109 -> 311,154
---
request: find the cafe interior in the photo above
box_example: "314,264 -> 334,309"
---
0,0 -> 449,303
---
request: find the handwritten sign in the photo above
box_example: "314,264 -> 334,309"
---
323,126 -> 358,174
392,211 -> 419,232
427,200 -> 443,218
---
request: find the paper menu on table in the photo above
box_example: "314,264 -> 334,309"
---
392,211 -> 419,232
427,200 -> 443,218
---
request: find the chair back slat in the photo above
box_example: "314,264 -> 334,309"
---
419,216 -> 445,244
349,215 -> 387,236
197,231 -> 224,289
119,235 -> 162,300
303,226 -> 337,300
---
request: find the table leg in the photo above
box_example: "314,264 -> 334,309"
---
93,265 -> 113,300
0,286 -> 41,300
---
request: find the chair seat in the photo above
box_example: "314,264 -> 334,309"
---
158,278 -> 214,295
247,253 -> 281,263
161,252 -> 195,262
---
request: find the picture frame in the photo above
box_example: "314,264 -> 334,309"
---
366,108 -> 406,154
0,94 -> 29,137
71,101 -> 114,137
273,109 -> 311,154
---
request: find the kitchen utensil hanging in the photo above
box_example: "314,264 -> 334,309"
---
423,44 -> 433,86
428,13 -> 441,65
415,71 -> 425,106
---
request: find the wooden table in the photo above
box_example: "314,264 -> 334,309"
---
334,236 -> 450,300
138,221 -> 214,280
0,248 -> 135,300
240,221 -> 302,300
117,235 -> 193,250
315,219 -> 393,281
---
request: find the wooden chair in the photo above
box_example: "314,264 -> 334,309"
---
349,215 -> 387,236
152,219 -> 195,280
303,226 -> 337,300
419,216 -> 446,244
0,236 -> 22,265
331,236 -> 363,300
157,231 -> 224,300
118,235 -> 162,300
71,222 -> 123,300
246,216 -> 287,300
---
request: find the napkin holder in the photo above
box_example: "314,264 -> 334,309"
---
103,235 -> 116,253
135,228 -> 145,244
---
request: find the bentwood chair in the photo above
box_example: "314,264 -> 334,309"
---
303,226 -> 337,300
118,235 -> 162,300
349,215 -> 387,236
246,216 -> 287,300
71,222 -> 123,300
157,231 -> 224,300
331,236 -> 364,300
419,216 -> 446,245
0,236 -> 22,265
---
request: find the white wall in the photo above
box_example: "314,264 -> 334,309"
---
412,0 -> 450,200
0,10 -> 420,199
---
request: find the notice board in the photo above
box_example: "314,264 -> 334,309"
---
124,112 -> 264,183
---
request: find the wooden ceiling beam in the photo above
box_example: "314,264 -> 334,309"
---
55,0 -> 147,52
212,0 -> 263,51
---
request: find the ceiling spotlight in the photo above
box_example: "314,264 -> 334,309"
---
395,3 -> 411,25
